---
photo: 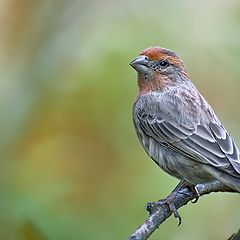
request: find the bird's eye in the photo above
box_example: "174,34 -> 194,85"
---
159,60 -> 169,67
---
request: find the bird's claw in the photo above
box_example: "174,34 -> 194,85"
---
157,198 -> 182,226
168,202 -> 182,226
145,182 -> 200,226
146,199 -> 182,225
191,197 -> 199,203
188,185 -> 200,203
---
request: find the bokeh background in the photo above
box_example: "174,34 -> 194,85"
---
0,0 -> 240,239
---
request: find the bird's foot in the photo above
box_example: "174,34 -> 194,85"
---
146,190 -> 182,226
158,193 -> 182,226
146,181 -> 200,226
177,181 -> 200,203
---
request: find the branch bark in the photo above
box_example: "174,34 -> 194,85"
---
128,181 -> 237,240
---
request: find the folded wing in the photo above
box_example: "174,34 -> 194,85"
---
138,113 -> 240,178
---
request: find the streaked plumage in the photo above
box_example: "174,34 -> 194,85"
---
131,46 -> 240,192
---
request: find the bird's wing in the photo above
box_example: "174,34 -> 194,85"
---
138,112 -> 240,178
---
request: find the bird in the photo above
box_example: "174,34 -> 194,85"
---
130,46 -> 240,222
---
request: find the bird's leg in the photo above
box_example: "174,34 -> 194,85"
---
176,180 -> 200,203
146,180 -> 200,226
157,180 -> 186,225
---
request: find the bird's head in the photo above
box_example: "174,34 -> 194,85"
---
130,46 -> 189,95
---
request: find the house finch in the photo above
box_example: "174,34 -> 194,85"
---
130,46 -> 240,220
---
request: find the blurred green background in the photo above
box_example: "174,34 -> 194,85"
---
0,0 -> 240,239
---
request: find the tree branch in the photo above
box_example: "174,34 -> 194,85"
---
128,181 -> 237,240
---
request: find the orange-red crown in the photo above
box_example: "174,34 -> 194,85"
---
140,46 -> 185,69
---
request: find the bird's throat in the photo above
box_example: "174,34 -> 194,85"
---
137,73 -> 175,95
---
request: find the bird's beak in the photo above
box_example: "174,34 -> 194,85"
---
130,55 -> 150,74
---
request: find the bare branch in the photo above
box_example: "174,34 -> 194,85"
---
128,181 -> 237,240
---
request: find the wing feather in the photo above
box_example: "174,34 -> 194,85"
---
139,113 -> 240,177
